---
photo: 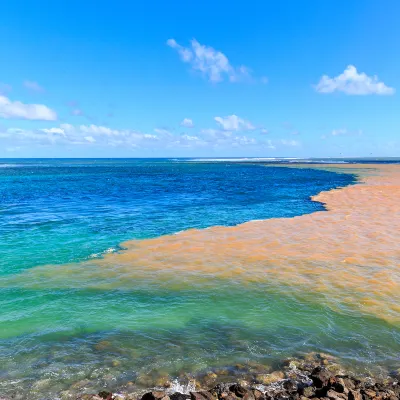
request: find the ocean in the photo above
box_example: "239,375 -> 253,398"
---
0,158 -> 399,399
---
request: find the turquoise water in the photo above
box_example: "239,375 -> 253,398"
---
0,159 -> 398,399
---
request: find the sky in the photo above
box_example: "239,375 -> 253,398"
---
0,0 -> 399,158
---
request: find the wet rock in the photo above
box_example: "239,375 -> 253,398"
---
98,391 -> 113,400
94,341 -> 112,351
255,371 -> 285,385
77,395 -> 103,400
283,379 -> 298,393
361,388 -> 378,399
301,386 -> 316,398
211,383 -> 235,396
170,393 -> 191,400
203,372 -> 218,387
229,384 -> 247,398
155,376 -> 172,389
252,389 -> 265,400
310,366 -> 332,388
190,391 -> 215,400
330,377 -> 348,394
142,391 -> 170,400
326,389 -> 347,400
348,389 -> 363,400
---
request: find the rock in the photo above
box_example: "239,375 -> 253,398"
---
255,371 -> 285,385
155,376 -> 172,389
301,386 -> 316,398
361,388 -> 378,399
190,392 -> 215,400
229,384 -> 247,398
142,391 -> 170,400
282,379 -> 298,393
94,341 -> 112,351
348,389 -> 362,400
112,360 -> 121,367
203,372 -> 218,387
310,367 -> 332,388
98,391 -> 113,400
330,378 -> 348,394
242,392 -> 255,400
326,390 -> 347,400
252,389 -> 265,400
170,393 -> 191,400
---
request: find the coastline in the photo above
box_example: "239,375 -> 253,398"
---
53,351 -> 400,400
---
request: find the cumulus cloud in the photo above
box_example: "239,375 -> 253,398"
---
214,114 -> 255,131
180,118 -> 194,128
24,80 -> 45,93
260,128 -> 269,134
0,95 -> 57,120
167,38 -> 252,83
332,128 -> 362,136
84,136 -> 96,143
315,65 -> 395,95
1,121 -> 301,153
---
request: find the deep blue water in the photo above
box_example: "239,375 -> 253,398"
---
0,159 -> 355,275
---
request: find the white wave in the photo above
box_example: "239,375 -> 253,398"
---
186,157 -> 302,162
88,247 -> 118,258
166,379 -> 196,394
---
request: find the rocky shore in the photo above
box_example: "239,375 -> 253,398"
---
70,354 -> 399,400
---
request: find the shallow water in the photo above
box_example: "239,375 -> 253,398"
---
1,159 -> 399,399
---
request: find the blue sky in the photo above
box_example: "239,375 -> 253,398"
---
0,0 -> 399,158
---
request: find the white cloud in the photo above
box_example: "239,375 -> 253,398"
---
41,127 -> 66,136
261,76 -> 269,84
1,122 -> 301,153
331,128 -> 347,136
315,65 -> 395,95
79,124 -> 124,136
154,128 -> 172,135
214,114 -> 255,131
260,128 -> 269,134
180,118 -> 194,128
167,38 -> 252,83
24,80 -> 45,93
280,139 -> 300,147
0,95 -> 57,120
330,128 -> 362,136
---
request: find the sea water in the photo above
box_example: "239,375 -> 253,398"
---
0,159 -> 398,398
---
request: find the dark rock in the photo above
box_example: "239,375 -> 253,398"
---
331,378 -> 348,394
190,392 -> 216,400
361,388 -> 378,399
229,384 -> 247,398
211,383 -> 236,398
283,380 -> 299,393
98,391 -> 113,400
142,392 -> 170,400
310,367 -> 333,388
170,393 -> 191,400
348,389 -> 363,400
